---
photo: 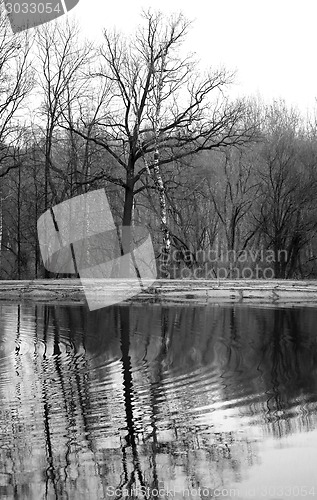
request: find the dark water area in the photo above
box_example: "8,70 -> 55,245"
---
1,302 -> 317,499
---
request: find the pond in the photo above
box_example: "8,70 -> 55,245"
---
0,302 -> 317,499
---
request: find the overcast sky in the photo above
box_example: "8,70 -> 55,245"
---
67,0 -> 316,115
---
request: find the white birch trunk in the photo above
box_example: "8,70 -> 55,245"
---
152,46 -> 171,258
152,151 -> 171,255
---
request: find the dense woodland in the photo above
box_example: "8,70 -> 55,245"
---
1,9 -> 317,280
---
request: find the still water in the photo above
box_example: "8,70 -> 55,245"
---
0,302 -> 317,500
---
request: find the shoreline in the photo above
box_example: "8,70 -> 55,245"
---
1,279 -> 317,307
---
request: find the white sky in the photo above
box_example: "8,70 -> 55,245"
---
67,0 -> 317,115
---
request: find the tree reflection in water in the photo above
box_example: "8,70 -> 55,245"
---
0,303 -> 317,498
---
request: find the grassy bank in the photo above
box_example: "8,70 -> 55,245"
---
1,279 -> 317,306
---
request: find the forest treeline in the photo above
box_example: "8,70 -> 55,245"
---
1,9 -> 317,280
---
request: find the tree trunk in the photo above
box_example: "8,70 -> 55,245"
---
120,167 -> 135,278
0,191 -> 2,277
17,165 -> 21,279
122,184 -> 134,228
152,46 -> 171,267
152,154 -> 171,256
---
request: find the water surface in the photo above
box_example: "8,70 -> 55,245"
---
1,302 -> 317,499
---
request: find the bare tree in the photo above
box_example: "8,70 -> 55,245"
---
255,102 -> 317,278
34,19 -> 93,208
64,10 -> 255,255
0,12 -> 33,161
209,148 -> 261,253
0,10 -> 33,266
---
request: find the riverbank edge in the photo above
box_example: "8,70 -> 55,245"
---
1,279 -> 317,306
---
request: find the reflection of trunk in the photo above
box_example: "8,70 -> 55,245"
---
148,307 -> 170,488
52,307 -> 61,356
229,308 -> 238,343
43,306 -> 89,497
64,307 -> 104,491
15,304 -> 21,356
43,388 -> 58,498
40,307 -> 59,496
268,309 -> 284,435
43,305 -> 50,360
120,307 -> 135,446
119,306 -> 145,488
